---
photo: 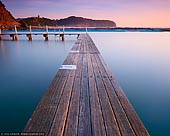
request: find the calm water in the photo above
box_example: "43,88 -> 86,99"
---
0,32 -> 170,136
0,35 -> 77,132
90,32 -> 170,136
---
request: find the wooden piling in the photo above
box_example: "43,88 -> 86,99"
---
77,34 -> 80,39
29,25 -> 32,34
46,25 -> 48,33
60,34 -> 64,41
14,25 -> 18,34
10,34 -> 18,41
86,27 -> 88,33
43,34 -> 48,41
62,25 -> 65,34
26,34 -> 32,41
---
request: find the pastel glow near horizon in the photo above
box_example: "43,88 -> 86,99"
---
2,0 -> 170,27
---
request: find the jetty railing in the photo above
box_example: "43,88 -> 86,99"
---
0,25 -> 84,41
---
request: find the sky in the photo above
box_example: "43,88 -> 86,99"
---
1,0 -> 170,27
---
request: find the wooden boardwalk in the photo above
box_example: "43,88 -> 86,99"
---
24,34 -> 149,136
0,32 -> 79,41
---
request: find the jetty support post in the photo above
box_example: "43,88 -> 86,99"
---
10,25 -> 18,41
26,25 -> 32,41
10,26 -> 18,41
86,26 -> 88,33
46,25 -> 48,34
60,34 -> 64,41
77,34 -> 80,39
10,34 -> 18,41
26,34 -> 32,41
14,25 -> 18,34
43,34 -> 48,41
62,25 -> 65,34
59,25 -> 65,41
43,25 -> 48,41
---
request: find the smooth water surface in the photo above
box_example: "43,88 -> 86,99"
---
0,32 -> 170,135
90,32 -> 170,136
0,36 -> 76,131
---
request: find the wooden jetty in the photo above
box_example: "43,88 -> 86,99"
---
24,34 -> 149,136
0,26 -> 80,41
0,32 -> 79,41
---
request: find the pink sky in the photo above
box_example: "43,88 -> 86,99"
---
2,0 -> 170,27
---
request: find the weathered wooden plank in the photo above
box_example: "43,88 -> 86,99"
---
63,52 -> 83,135
78,53 -> 92,136
48,49 -> 80,135
24,62 -> 71,134
87,53 -> 106,136
88,35 -> 135,135
86,34 -> 99,53
91,53 -> 121,136
24,38 -> 80,135
93,53 -> 135,136
97,52 -> 150,136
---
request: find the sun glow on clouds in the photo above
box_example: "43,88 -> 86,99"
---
1,0 -> 170,27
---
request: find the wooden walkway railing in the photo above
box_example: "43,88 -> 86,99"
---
24,34 -> 149,136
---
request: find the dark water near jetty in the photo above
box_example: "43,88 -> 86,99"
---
0,31 -> 170,136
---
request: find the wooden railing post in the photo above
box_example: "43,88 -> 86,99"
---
13,25 -> 18,41
86,26 -> 88,33
43,25 -> 48,41
27,25 -> 32,41
62,25 -> 65,34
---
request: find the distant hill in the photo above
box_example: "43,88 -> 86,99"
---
19,16 -> 116,28
58,16 -> 116,27
17,16 -> 58,28
0,0 -> 116,29
0,1 -> 20,29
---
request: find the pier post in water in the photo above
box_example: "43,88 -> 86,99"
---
26,34 -> 32,41
46,25 -> 48,33
43,25 -> 48,41
14,25 -> 18,34
86,26 -> 88,33
43,34 -> 48,41
26,25 -> 32,41
10,25 -> 18,41
60,34 -> 64,41
59,25 -> 65,41
62,25 -> 65,34
10,34 -> 18,41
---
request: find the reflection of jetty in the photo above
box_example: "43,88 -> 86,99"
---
0,26 -> 81,41
24,34 -> 149,136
